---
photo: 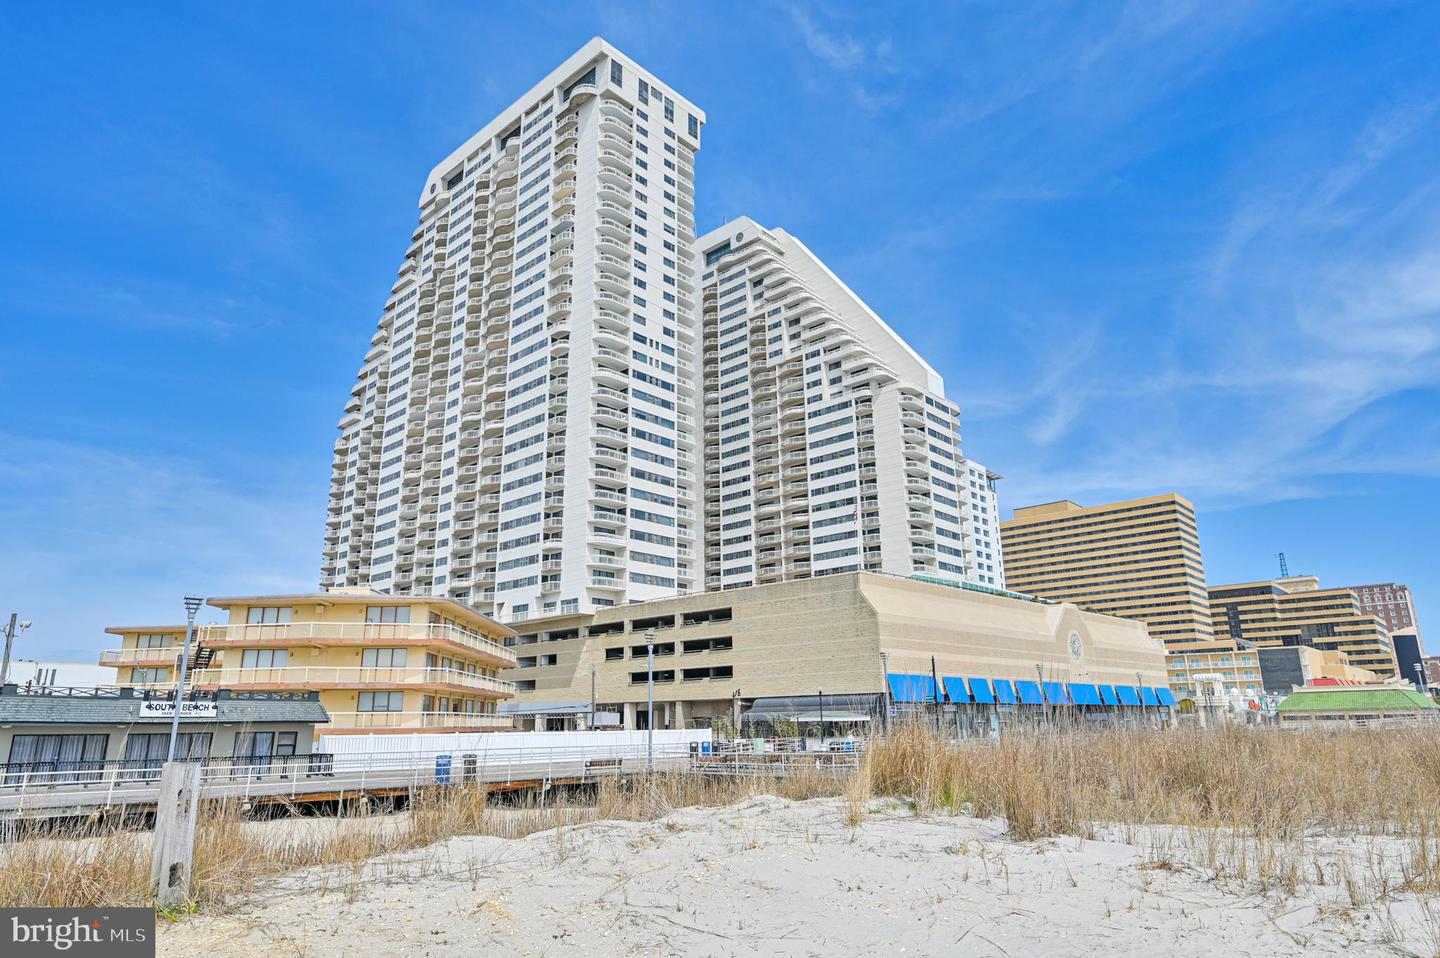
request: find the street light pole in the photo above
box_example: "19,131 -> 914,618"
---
1136,670 -> 1145,729
1,614 -> 33,687
166,596 -> 205,763
1035,663 -> 1047,729
645,628 -> 655,773
818,687 -> 824,747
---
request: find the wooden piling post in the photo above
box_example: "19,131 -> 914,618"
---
151,761 -> 203,909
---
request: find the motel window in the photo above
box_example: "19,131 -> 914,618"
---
366,606 -> 411,624
135,634 -> 173,649
240,649 -> 289,669
357,691 -> 405,712
362,648 -> 408,668
130,668 -> 170,684
246,606 -> 292,624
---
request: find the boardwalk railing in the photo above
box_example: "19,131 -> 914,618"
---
0,741 -> 857,818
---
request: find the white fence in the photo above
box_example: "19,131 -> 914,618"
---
318,728 -> 712,769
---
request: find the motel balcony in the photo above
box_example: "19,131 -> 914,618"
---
190,622 -> 515,669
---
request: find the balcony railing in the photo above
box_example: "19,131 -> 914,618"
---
180,666 -> 516,696
325,711 -> 514,730
191,622 -> 515,666
98,647 -> 180,666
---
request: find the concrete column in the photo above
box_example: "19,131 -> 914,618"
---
623,701 -> 637,729
673,699 -> 687,730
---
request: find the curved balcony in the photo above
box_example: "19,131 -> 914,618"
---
564,80 -> 598,104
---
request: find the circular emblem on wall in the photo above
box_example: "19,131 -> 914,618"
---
1067,631 -> 1084,664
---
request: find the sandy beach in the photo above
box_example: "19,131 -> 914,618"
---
156,796 -> 1437,957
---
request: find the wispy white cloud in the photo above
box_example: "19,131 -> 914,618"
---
966,87 -> 1440,513
0,434 -> 319,661
789,6 -> 865,71
781,3 -> 903,112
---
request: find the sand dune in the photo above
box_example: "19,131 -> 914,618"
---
159,796 -> 1434,957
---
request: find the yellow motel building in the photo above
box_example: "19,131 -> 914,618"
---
100,589 -> 517,736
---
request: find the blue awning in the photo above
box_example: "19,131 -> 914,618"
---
1098,684 -> 1120,706
1141,687 -> 1160,707
994,679 -> 1017,704
1042,681 -> 1069,705
941,677 -> 970,704
1116,685 -> 1141,706
1069,683 -> 1101,705
887,673 -> 938,703
1155,688 -> 1177,707
969,678 -> 995,704
1016,680 -> 1044,705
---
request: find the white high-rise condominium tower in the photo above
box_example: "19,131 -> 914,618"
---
322,39 -> 705,621
695,218 -> 1004,590
966,463 -> 1005,588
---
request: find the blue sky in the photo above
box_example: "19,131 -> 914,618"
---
2,1 -> 1437,661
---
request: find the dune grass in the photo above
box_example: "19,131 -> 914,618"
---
2,723 -> 1437,915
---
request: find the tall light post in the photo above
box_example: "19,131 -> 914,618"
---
645,628 -> 655,773
817,687 -> 825,747
879,650 -> 891,732
1,614 -> 33,686
1035,663 -> 1048,729
166,596 -> 205,763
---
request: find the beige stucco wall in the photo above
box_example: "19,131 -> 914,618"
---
514,573 -> 1167,717
860,575 -> 1167,687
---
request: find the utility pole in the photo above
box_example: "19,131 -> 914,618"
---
1,614 -> 33,687
590,667 -> 596,730
645,628 -> 655,773
166,597 -> 205,762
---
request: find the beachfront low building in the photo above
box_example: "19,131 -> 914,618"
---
1166,647 -> 1264,704
0,684 -> 329,782
100,589 -> 517,737
505,571 -> 1172,732
1275,684 -> 1440,728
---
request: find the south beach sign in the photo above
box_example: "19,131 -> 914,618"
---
139,700 -> 218,719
